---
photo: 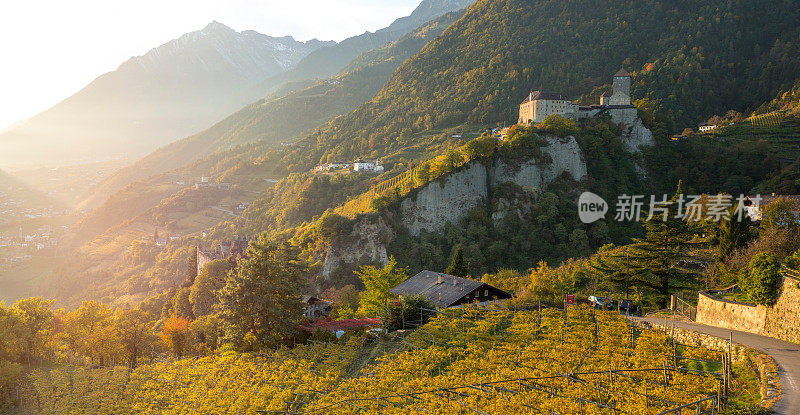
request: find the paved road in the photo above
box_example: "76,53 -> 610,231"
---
632,317 -> 800,415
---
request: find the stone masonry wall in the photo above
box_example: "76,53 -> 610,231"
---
696,275 -> 800,344
696,292 -> 768,334
764,275 -> 800,343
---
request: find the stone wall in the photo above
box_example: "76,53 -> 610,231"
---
696,292 -> 768,334
764,274 -> 800,343
696,275 -> 800,344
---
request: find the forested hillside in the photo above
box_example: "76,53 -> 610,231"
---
286,0 -> 800,168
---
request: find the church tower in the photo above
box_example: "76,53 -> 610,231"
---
609,68 -> 631,106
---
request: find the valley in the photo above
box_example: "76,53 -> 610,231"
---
2,0 -> 800,413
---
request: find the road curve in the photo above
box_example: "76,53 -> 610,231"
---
631,317 -> 800,415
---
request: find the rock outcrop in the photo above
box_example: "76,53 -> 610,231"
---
321,217 -> 389,277
400,136 -> 587,236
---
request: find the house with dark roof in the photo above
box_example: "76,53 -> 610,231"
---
302,295 -> 334,320
390,270 -> 512,309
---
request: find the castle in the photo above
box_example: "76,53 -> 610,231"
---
518,69 -> 634,125
196,236 -> 250,275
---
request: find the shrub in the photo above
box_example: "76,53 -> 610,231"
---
739,253 -> 781,306
785,248 -> 800,270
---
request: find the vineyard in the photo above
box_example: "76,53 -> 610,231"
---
745,112 -> 785,129
13,305 -> 749,415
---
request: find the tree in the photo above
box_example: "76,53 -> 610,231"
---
717,205 -> 753,259
379,295 -> 434,331
462,134 -> 498,161
218,237 -> 307,350
161,315 -> 190,358
590,245 -> 646,299
759,197 -> 800,235
183,247 -> 198,288
172,287 -> 194,320
190,259 -> 233,317
115,309 -> 156,368
591,184 -> 704,307
11,297 -> 54,363
63,301 -> 120,366
190,315 -> 222,354
740,253 -> 781,306
446,245 -> 469,277
356,257 -> 409,316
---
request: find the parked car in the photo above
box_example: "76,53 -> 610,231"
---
617,299 -> 640,316
588,295 -> 612,309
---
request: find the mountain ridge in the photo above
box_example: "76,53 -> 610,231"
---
0,21 -> 332,169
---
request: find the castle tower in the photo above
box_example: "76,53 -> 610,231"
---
609,68 -> 631,106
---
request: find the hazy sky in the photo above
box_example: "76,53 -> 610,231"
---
0,0 -> 420,130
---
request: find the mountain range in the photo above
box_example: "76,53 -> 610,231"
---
77,3 -> 474,209
0,22 -> 333,169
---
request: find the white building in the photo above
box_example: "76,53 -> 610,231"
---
698,123 -> 716,133
353,159 -> 384,173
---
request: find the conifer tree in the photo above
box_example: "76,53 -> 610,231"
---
717,205 -> 753,259
592,184 -> 704,306
446,245 -> 469,277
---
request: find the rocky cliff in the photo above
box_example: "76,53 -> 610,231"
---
400,136 -> 587,237
321,217 -> 390,277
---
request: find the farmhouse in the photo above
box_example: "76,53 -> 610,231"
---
390,270 -> 512,309
302,295 -> 334,320
518,69 -> 635,125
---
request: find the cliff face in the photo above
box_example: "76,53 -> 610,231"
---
321,217 -> 390,277
609,108 -> 654,152
399,162 -> 489,237
400,136 -> 587,237
320,126 -> 647,276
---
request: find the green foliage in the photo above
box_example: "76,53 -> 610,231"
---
445,244 -> 469,277
537,115 -> 579,137
285,0 -> 800,170
218,237 -> 308,350
189,259 -> 233,317
378,295 -> 434,331
740,253 -> 781,306
717,206 -> 754,259
592,184 -> 704,306
355,256 -> 409,316
785,248 -> 800,270
759,197 -> 800,235
115,309 -> 158,369
316,211 -> 355,242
